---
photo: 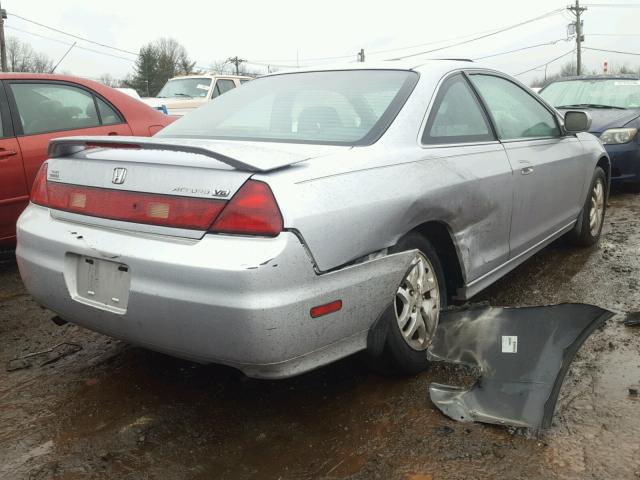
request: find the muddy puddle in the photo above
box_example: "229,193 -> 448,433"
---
1,191 -> 639,479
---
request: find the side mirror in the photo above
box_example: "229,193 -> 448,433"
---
564,110 -> 592,133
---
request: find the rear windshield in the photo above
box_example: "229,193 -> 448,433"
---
156,70 -> 419,146
541,78 -> 640,109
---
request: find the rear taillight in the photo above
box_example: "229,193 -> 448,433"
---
47,184 -> 226,230
30,163 -> 49,205
30,167 -> 226,230
28,168 -> 282,236
210,180 -> 283,236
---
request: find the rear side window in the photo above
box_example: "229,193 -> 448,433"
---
423,74 -> 494,144
212,79 -> 236,98
10,83 -> 101,135
469,75 -> 560,140
96,98 -> 123,125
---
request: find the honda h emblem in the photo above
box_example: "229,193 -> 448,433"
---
112,168 -> 127,185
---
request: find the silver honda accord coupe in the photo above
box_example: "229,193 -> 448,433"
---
16,60 -> 609,378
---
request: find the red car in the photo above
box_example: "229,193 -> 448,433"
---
0,73 -> 174,246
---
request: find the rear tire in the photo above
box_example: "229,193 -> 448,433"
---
568,167 -> 607,247
369,232 -> 447,376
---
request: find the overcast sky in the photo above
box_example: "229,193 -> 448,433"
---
7,0 -> 640,85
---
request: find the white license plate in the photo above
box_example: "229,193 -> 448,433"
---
75,256 -> 131,313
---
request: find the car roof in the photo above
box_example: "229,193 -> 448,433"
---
264,59 -> 479,76
168,74 -> 253,80
0,72 -> 104,83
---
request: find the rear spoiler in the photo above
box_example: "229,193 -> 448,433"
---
48,136 -> 310,172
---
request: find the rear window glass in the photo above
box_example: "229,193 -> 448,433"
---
156,70 -> 418,146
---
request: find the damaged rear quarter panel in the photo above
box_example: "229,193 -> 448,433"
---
262,141 -> 514,283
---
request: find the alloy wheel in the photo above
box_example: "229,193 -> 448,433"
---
589,178 -> 605,236
394,252 -> 440,351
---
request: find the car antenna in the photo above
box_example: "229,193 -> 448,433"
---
50,41 -> 77,74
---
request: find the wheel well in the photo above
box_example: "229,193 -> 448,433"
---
412,221 -> 464,298
597,156 -> 611,187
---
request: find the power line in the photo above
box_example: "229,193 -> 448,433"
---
245,59 -> 305,69
252,8 -> 564,64
363,27 -> 541,58
583,3 -> 640,6
7,11 -> 138,56
473,39 -> 568,60
514,49 -> 576,76
389,8 -> 564,60
589,33 -> 640,36
250,27 -> 518,64
583,46 -> 640,56
5,25 -> 135,62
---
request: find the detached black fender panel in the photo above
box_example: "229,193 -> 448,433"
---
428,303 -> 615,429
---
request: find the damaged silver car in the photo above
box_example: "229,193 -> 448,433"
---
16,61 -> 610,378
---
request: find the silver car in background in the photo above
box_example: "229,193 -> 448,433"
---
16,61 -> 609,378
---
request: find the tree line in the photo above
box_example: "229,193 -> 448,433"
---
530,61 -> 640,88
6,36 -> 258,97
6,37 -> 54,73
10,36 -> 639,94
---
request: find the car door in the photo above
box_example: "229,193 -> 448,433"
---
468,73 -> 585,259
421,73 -> 514,281
0,83 -> 26,244
6,80 -> 132,189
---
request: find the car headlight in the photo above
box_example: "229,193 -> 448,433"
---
600,128 -> 638,145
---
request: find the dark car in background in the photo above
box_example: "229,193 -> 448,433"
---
541,75 -> 640,187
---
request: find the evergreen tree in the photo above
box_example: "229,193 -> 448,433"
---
127,38 -> 198,97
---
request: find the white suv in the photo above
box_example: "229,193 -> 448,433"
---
143,74 -> 251,116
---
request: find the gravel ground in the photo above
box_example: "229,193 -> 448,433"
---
1,191 -> 639,480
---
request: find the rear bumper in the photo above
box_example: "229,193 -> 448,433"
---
605,142 -> 640,182
16,205 -> 412,378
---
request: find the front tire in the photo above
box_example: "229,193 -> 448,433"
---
371,232 -> 446,375
568,167 -> 607,247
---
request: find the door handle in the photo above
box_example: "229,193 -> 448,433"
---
521,167 -> 534,175
0,149 -> 17,158
107,132 -> 119,136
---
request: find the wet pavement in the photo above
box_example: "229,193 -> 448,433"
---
1,191 -> 640,480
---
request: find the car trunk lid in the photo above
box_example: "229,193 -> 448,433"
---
41,136 -> 343,238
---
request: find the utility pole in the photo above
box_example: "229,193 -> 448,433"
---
0,2 -> 7,72
227,56 -> 246,75
567,0 -> 587,75
357,48 -> 365,62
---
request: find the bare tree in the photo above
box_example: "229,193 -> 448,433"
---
530,61 -> 597,88
610,64 -> 636,75
208,59 -> 260,77
208,60 -> 231,75
98,73 -> 120,88
6,37 -> 53,73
